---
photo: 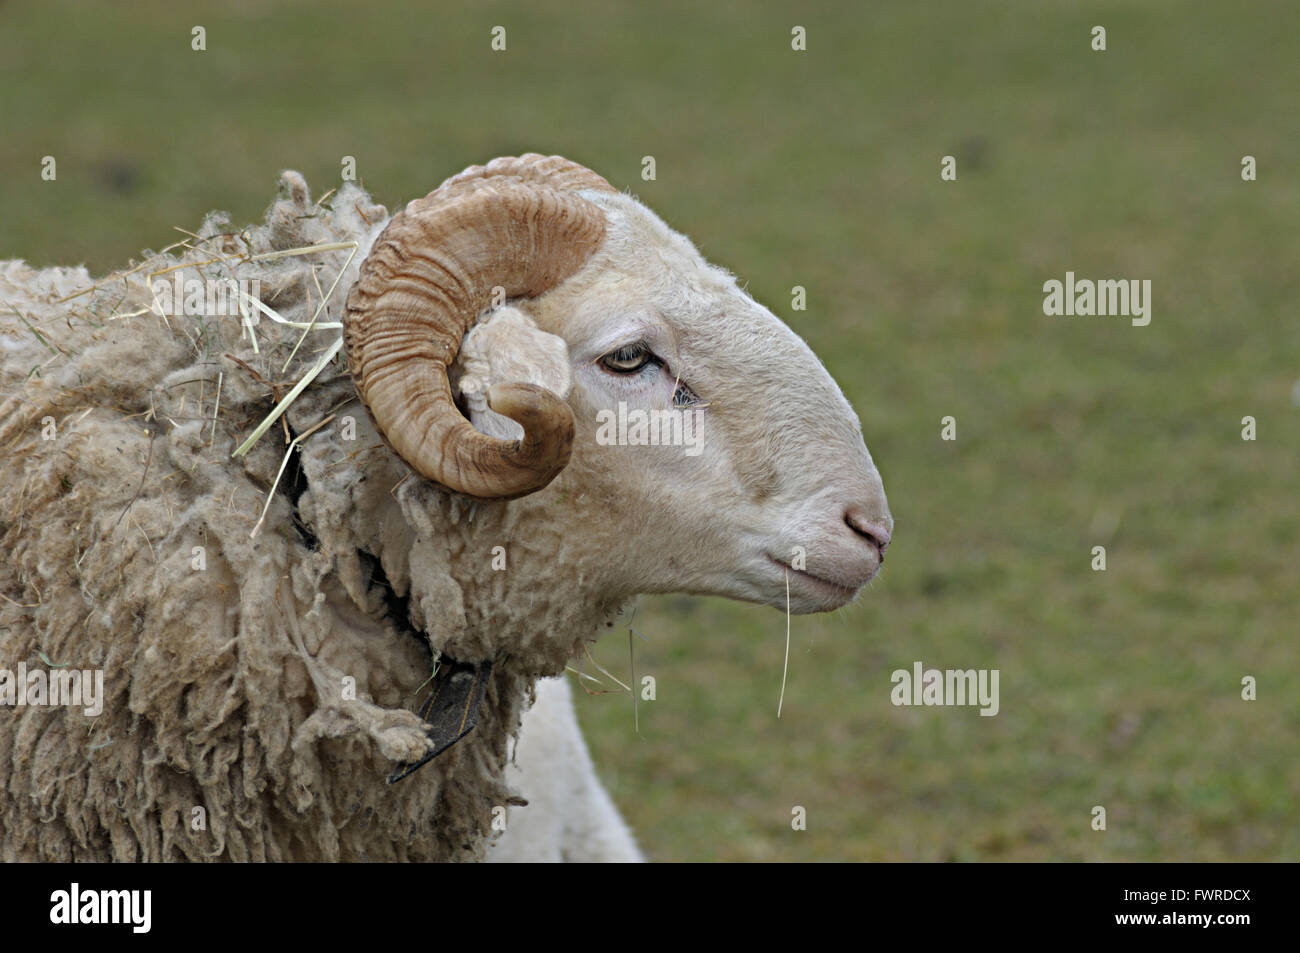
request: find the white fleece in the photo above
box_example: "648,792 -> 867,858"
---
487,677 -> 644,862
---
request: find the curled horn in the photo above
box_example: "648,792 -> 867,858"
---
343,155 -> 616,500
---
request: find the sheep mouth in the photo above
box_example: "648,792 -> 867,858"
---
764,554 -> 860,601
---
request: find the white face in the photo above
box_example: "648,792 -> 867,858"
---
467,192 -> 892,615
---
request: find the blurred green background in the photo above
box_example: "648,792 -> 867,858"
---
2,0 -> 1296,860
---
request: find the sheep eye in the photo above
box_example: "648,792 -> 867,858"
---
600,343 -> 655,374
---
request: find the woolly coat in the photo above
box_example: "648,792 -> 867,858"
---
0,174 -> 621,861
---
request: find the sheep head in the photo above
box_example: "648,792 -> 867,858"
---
343,154 -> 891,618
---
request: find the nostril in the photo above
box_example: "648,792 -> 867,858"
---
844,509 -> 891,557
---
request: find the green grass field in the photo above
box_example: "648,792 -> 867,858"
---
2,0 -> 1296,860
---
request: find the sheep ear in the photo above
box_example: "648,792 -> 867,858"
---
453,306 -> 572,441
388,659 -> 493,784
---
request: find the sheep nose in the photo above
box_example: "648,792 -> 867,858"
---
844,507 -> 891,560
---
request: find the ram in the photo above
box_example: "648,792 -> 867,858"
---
0,155 -> 891,861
